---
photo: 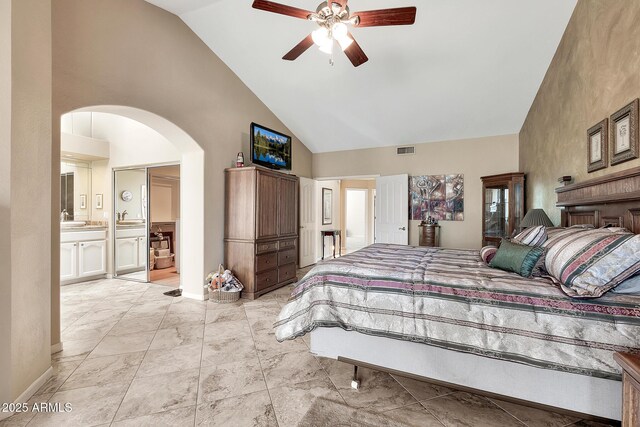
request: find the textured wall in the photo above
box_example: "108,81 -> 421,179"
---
51,0 -> 314,345
313,134 -> 520,249
6,0 -> 53,401
520,0 -> 640,224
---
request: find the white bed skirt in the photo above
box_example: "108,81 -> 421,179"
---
310,328 -> 621,420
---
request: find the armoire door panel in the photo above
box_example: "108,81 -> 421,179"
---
279,177 -> 298,237
256,171 -> 279,239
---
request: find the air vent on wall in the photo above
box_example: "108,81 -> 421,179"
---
396,146 -> 415,155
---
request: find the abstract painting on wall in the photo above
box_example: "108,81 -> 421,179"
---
409,174 -> 464,221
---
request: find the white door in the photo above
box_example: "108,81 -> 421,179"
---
137,236 -> 147,268
79,240 -> 107,277
60,242 -> 78,282
299,176 -> 317,267
116,237 -> 138,272
375,174 -> 409,244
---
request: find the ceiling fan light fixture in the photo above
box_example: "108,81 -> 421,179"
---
332,22 -> 348,39
311,27 -> 330,47
318,39 -> 334,54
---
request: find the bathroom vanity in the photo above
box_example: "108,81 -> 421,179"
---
60,227 -> 107,284
115,224 -> 147,274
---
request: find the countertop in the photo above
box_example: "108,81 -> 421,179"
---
61,225 -> 108,232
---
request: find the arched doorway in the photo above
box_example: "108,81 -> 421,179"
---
57,105 -> 205,299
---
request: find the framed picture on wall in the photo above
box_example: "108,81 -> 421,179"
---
95,194 -> 103,209
610,98 -> 639,166
80,194 -> 87,209
322,188 -> 332,225
587,119 -> 607,173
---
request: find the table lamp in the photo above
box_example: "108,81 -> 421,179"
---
520,209 -> 554,228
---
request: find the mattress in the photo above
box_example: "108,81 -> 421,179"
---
275,243 -> 640,380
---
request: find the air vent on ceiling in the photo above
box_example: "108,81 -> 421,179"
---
396,146 -> 415,155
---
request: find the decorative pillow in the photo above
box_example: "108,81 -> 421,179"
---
512,225 -> 547,247
480,246 -> 498,264
489,240 -> 545,277
545,229 -> 640,298
612,274 -> 640,295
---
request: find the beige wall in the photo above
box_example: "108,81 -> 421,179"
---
313,134 -> 520,249
3,0 -> 53,403
0,0 -> 12,407
520,0 -> 640,225
51,0 -> 313,345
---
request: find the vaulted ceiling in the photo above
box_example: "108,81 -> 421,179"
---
146,0 -> 577,153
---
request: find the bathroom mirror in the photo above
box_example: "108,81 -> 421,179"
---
60,160 -> 92,222
113,168 -> 148,282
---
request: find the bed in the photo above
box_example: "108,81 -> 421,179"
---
275,168 -> 640,421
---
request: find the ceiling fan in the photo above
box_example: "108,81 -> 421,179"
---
252,0 -> 417,67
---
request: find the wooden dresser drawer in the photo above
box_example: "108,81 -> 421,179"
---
279,263 -> 297,283
256,252 -> 278,273
278,248 -> 296,266
256,241 -> 278,254
279,239 -> 296,250
256,269 -> 278,291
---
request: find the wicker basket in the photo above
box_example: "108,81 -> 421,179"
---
208,288 -> 241,304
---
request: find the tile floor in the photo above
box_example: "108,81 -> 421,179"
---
0,270 -> 619,427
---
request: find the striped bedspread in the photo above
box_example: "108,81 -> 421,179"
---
274,244 -> 640,380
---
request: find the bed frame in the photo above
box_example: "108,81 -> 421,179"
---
309,167 -> 640,423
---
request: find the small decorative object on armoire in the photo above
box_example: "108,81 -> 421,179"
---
236,152 -> 245,168
481,172 -> 525,247
418,221 -> 440,247
610,98 -> 639,166
224,166 -> 298,299
587,118 -> 608,173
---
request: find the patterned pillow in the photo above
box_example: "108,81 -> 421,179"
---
480,246 -> 498,264
489,240 -> 545,277
545,229 -> 640,298
512,225 -> 547,246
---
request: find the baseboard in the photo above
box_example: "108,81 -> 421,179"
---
51,342 -> 63,354
0,366 -> 53,421
181,290 -> 206,301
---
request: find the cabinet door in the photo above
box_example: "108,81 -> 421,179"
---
137,236 -> 147,268
256,171 -> 279,240
60,242 -> 78,282
278,177 -> 298,237
116,237 -> 138,272
79,240 -> 107,278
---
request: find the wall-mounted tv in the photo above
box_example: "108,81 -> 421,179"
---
250,122 -> 292,171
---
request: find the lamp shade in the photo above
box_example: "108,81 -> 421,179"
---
520,209 -> 554,228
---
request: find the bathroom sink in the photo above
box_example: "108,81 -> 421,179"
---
60,221 -> 86,228
117,219 -> 145,225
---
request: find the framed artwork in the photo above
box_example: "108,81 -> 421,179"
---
95,194 -> 103,209
587,119 -> 607,173
410,174 -> 464,221
610,98 -> 639,166
322,188 -> 332,225
80,194 -> 87,209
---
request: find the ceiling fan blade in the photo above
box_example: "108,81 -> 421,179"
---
283,34 -> 314,61
252,0 -> 313,20
354,6 -> 416,27
343,32 -> 368,67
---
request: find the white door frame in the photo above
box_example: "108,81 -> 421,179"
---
299,176 -> 317,268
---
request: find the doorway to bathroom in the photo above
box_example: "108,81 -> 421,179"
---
113,164 -> 181,287
148,165 -> 180,287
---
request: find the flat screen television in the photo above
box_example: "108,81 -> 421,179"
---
250,122 -> 292,171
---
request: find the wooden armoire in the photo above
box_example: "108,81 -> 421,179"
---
224,166 -> 298,299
